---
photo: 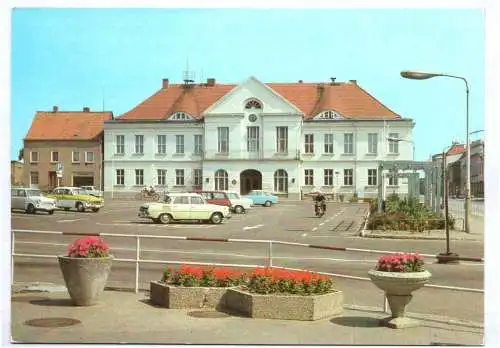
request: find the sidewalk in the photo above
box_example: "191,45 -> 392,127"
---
10,288 -> 483,345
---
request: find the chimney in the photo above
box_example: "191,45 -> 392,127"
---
349,79 -> 357,84
83,107 -> 90,112
207,78 -> 216,87
52,106 -> 58,112
162,78 -> 169,89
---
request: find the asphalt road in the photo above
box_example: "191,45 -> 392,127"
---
11,199 -> 484,322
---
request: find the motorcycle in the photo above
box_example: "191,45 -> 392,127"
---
135,187 -> 160,201
314,201 -> 325,217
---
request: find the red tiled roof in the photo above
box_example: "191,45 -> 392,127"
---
117,81 -> 401,120
25,111 -> 113,141
446,144 -> 465,156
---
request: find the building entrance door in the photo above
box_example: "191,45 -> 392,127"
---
240,169 -> 262,195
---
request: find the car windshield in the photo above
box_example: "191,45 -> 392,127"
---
26,190 -> 43,197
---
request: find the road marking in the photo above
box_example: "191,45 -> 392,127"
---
57,219 -> 84,223
312,227 -> 318,232
319,223 -> 325,226
301,233 -> 308,237
243,224 -> 264,230
96,222 -> 215,229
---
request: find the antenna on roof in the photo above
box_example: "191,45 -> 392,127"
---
183,57 -> 195,88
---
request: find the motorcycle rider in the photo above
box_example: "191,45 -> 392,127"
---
314,191 -> 327,214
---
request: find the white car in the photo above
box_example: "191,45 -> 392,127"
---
138,192 -> 231,224
11,187 -> 56,214
79,185 -> 103,198
226,191 -> 253,214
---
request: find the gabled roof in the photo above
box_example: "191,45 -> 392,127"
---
25,111 -> 113,141
446,144 -> 465,156
117,79 -> 402,121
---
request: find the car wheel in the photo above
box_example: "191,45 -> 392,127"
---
92,208 -> 100,213
234,205 -> 244,214
264,201 -> 271,207
159,213 -> 171,224
48,210 -> 54,215
210,213 -> 223,224
26,204 -> 35,214
76,202 -> 85,212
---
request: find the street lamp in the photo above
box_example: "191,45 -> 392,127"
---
401,70 -> 471,234
387,137 -> 415,160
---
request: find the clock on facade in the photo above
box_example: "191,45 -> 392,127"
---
248,114 -> 258,122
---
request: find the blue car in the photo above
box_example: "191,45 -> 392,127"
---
242,190 -> 279,207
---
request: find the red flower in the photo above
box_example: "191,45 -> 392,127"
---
67,236 -> 109,258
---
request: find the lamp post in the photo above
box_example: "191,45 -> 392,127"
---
400,70 -> 471,234
436,146 -> 460,264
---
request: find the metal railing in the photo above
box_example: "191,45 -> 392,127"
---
11,229 -> 484,315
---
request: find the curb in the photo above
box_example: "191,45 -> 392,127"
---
361,234 -> 483,241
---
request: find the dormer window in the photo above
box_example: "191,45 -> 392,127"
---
170,112 -> 193,120
317,110 -> 342,119
245,99 -> 262,110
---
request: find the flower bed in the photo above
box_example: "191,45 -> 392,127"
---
226,268 -> 343,321
150,265 -> 247,309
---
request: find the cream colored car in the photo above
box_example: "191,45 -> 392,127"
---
138,192 -> 232,224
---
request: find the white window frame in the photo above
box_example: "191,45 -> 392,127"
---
51,151 -> 59,163
135,135 -> 144,154
324,169 -> 333,186
157,135 -> 167,154
368,133 -> 378,154
85,151 -> 94,163
30,171 -> 39,185
343,133 -> 354,154
388,132 -> 399,154
193,169 -> 203,186
276,127 -> 288,153
247,127 -> 259,152
175,169 -> 185,186
343,169 -> 353,186
72,151 -> 80,163
194,135 -> 203,155
157,169 -> 167,186
218,127 -> 229,153
215,169 -> 228,191
324,134 -> 334,154
135,169 -> 144,186
304,134 -> 314,154
304,169 -> 314,186
389,174 -> 399,186
274,169 -> 288,193
30,151 -> 39,163
368,169 -> 377,186
116,169 -> 125,185
175,135 -> 184,154
116,135 -> 125,155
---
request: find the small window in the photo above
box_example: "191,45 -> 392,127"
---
85,151 -> 94,163
170,112 -> 193,120
30,151 -> 39,163
72,151 -> 80,163
175,169 -> 185,186
116,169 -> 125,185
368,169 -> 377,186
344,169 -> 353,186
304,169 -> 314,186
116,135 -> 125,154
51,151 -> 59,163
30,171 -> 39,185
245,99 -> 262,110
157,135 -> 167,154
135,169 -> 144,186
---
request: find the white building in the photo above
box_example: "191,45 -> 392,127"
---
103,76 -> 414,199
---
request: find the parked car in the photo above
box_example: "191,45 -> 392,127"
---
242,190 -> 279,207
79,185 -> 103,198
137,192 -> 231,224
46,186 -> 104,212
11,187 -> 56,214
225,191 -> 253,214
191,190 -> 232,207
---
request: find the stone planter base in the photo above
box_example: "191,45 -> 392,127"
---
225,287 -> 343,321
149,281 -> 231,309
379,316 -> 420,329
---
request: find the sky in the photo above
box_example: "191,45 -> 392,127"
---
10,8 -> 484,161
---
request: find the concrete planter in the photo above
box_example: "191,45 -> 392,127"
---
368,269 -> 432,328
149,281 -> 232,309
57,255 -> 113,306
225,287 -> 343,321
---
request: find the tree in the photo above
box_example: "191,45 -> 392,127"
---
18,148 -> 24,161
